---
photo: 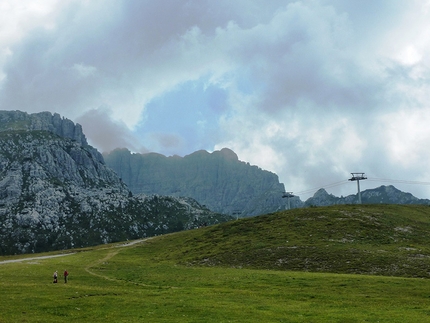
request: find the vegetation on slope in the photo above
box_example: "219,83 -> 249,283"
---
143,204 -> 430,278
2,252 -> 430,323
2,204 -> 430,322
0,129 -> 232,255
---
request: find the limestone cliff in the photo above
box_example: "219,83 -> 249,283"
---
104,148 -> 287,216
0,110 -> 88,146
0,111 -> 231,255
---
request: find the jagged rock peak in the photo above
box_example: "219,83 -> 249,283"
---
104,147 -> 286,216
0,110 -> 87,146
182,148 -> 238,161
213,148 -> 239,161
313,188 -> 329,197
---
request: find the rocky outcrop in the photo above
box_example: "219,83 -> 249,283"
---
0,110 -> 104,166
304,188 -> 339,206
304,185 -> 430,206
104,148 -> 288,216
0,110 -> 88,146
0,111 -> 231,255
360,185 -> 427,204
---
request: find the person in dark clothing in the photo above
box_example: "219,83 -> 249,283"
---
64,270 -> 69,283
53,271 -> 58,283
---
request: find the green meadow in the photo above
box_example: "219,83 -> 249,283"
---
2,204 -> 430,322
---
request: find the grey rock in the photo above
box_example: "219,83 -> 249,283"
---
304,185 -> 430,206
0,110 -> 87,145
0,110 -> 232,255
104,147 -> 288,216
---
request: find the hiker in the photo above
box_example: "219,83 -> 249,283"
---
64,270 -> 69,283
53,271 -> 58,283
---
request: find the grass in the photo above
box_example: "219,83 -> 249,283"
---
2,204 -> 430,322
158,204 -> 430,277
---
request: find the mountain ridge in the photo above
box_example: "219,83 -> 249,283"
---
1,109 -> 428,255
104,147 -> 287,216
0,111 -> 231,255
304,185 -> 430,206
104,148 -> 430,214
0,110 -> 88,146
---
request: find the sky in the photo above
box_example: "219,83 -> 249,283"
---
1,0 -> 430,200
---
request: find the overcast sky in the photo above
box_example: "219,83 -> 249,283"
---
1,0 -> 430,200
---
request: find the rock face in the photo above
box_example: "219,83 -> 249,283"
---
0,111 -> 231,255
0,110 -> 88,146
304,185 -> 430,206
304,188 -> 339,207
104,148 -> 288,216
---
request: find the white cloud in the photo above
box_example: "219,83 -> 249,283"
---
2,0 -> 430,200
0,0 -> 60,85
76,108 -> 147,153
380,109 -> 430,168
72,63 -> 97,78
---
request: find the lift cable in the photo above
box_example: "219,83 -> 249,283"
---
293,177 -> 430,198
294,180 -> 349,196
366,178 -> 430,185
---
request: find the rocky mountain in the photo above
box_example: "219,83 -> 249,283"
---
103,148 -> 288,216
3,110 -> 426,256
0,110 -> 88,146
0,111 -> 231,255
104,148 -> 430,216
304,185 -> 430,206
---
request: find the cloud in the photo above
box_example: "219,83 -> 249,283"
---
76,108 -> 148,154
72,63 -> 97,78
0,0 -> 61,84
2,0 -> 430,201
211,0 -> 430,199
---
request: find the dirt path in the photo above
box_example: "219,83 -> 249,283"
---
83,238 -> 164,287
84,238 -> 149,279
0,238 -> 149,265
83,249 -> 120,281
0,253 -> 76,265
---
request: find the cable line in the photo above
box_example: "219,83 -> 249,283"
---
367,178 -> 430,186
293,177 -> 430,199
294,180 -> 349,196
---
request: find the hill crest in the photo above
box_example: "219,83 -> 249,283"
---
153,204 -> 430,278
304,185 -> 430,206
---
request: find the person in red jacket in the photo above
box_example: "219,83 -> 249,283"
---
64,270 -> 69,283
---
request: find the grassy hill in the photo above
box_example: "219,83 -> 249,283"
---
2,204 -> 430,322
150,204 -> 430,278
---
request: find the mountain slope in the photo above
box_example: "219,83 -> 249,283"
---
0,111 -> 232,255
305,185 -> 430,206
104,148 -> 430,215
104,148 -> 288,216
145,204 -> 430,278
